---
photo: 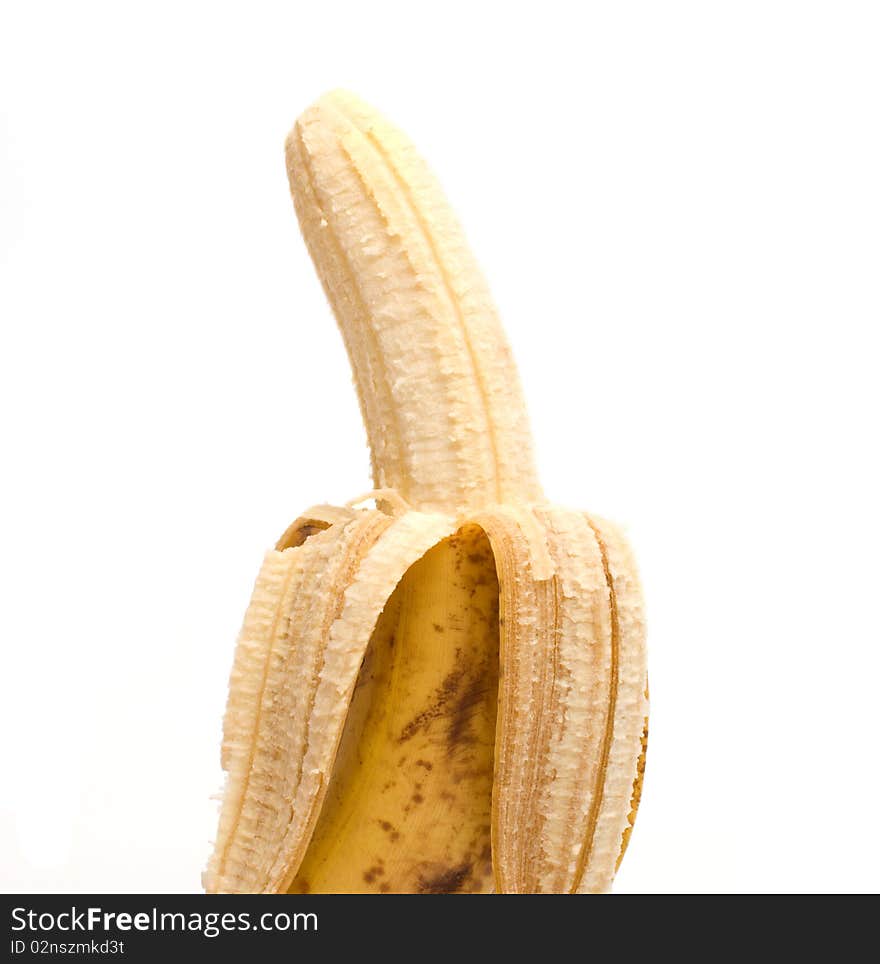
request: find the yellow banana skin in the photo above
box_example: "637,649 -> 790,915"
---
205,91 -> 648,895
290,527 -> 498,895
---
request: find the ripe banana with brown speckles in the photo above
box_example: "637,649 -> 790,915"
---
204,91 -> 648,895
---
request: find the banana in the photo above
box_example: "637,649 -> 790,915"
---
204,90 -> 648,895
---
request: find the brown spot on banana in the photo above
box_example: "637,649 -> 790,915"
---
417,861 -> 474,895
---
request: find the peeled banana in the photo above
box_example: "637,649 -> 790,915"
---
204,90 -> 648,895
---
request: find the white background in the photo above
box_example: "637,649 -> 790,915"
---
2,1 -> 878,894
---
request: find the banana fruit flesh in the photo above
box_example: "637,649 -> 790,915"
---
204,91 -> 648,895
